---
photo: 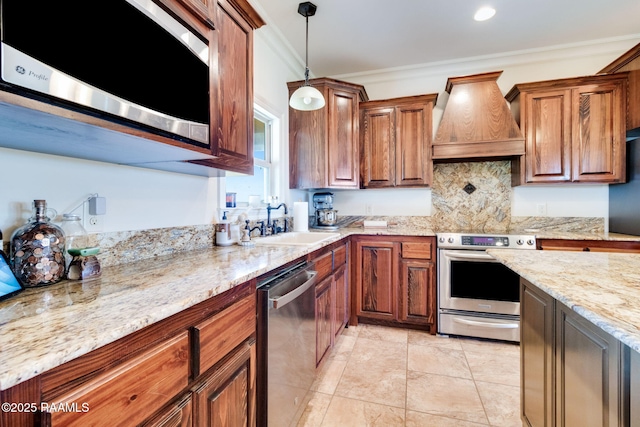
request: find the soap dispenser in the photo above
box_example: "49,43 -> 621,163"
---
215,211 -> 233,246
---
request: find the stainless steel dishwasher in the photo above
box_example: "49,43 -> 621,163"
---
256,262 -> 317,427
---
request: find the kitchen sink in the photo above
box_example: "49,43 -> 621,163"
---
253,231 -> 341,246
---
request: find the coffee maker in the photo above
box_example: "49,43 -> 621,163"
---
312,192 -> 339,230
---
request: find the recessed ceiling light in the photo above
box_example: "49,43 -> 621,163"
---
474,6 -> 496,21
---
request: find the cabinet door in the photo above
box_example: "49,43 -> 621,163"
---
555,303 -> 622,427
571,82 -> 626,183
141,394 -> 193,427
315,275 -> 334,366
361,106 -> 395,188
520,280 -> 555,427
333,264 -> 349,339
395,102 -> 432,187
327,88 -> 360,188
398,259 -> 435,327
524,89 -> 572,183
46,332 -> 190,427
355,240 -> 398,321
207,0 -> 254,174
192,340 -> 256,427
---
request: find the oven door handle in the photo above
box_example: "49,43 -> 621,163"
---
442,250 -> 497,262
453,317 -> 519,329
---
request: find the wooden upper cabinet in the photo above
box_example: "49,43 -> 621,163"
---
360,94 -> 437,188
507,73 -> 627,184
191,0 -> 265,174
174,0 -> 216,27
288,78 -> 368,189
599,42 -> 640,134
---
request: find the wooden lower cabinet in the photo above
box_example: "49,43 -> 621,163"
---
352,236 -> 436,333
538,238 -> 640,253
315,275 -> 333,366
192,340 -> 256,427
1,282 -> 256,427
399,258 -> 436,326
333,264 -> 349,339
311,241 -> 350,367
520,278 -> 628,427
521,281 -> 554,427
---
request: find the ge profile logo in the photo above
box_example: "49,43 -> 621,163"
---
15,65 -> 25,74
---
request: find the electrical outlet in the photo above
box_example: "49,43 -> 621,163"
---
365,204 -> 374,215
83,203 -> 104,233
536,203 -> 547,216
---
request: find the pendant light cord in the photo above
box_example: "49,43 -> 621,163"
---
304,14 -> 310,85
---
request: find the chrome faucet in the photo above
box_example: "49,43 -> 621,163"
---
267,203 -> 288,234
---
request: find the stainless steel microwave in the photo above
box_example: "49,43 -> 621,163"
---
0,0 -> 210,145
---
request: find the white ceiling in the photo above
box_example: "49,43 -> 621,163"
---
250,0 -> 640,78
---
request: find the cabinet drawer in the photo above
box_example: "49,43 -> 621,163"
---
313,250 -> 333,282
401,241 -> 432,259
334,244 -> 347,267
195,294 -> 256,375
48,331 -> 190,427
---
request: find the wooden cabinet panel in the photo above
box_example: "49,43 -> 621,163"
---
175,0 -> 215,27
599,42 -> 640,132
333,264 -> 349,339
525,89 -> 572,182
192,340 -> 256,427
555,303 -> 622,426
361,107 -> 395,188
313,250 -> 333,282
537,238 -> 640,253
315,276 -> 333,366
572,83 -> 626,182
334,243 -> 347,267
360,95 -> 436,188
399,259 -> 435,326
288,78 -> 368,189
395,102 -> 432,186
194,293 -> 256,376
401,241 -> 432,260
328,88 -> 360,188
520,280 -> 555,427
356,241 -> 397,320
48,332 -> 190,427
141,394 -> 193,427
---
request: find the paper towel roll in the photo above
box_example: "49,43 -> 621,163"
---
293,202 -> 309,232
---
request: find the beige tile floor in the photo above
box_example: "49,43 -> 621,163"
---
296,324 -> 521,427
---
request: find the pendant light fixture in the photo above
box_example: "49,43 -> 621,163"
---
289,2 -> 325,111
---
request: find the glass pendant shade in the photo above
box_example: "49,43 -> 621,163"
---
289,84 -> 325,110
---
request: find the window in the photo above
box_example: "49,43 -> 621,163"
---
225,106 -> 276,206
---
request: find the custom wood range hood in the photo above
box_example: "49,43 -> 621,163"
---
432,71 -> 525,161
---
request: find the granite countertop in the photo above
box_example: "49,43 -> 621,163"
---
1,222 -> 637,391
0,226 -> 437,391
488,249 -> 640,353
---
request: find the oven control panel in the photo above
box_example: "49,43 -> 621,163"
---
461,235 -> 509,246
437,233 -> 536,249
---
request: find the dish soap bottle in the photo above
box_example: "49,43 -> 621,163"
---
10,199 -> 66,287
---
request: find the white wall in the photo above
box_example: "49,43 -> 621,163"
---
0,148 -> 218,235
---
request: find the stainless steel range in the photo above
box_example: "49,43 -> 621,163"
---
437,232 -> 536,342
